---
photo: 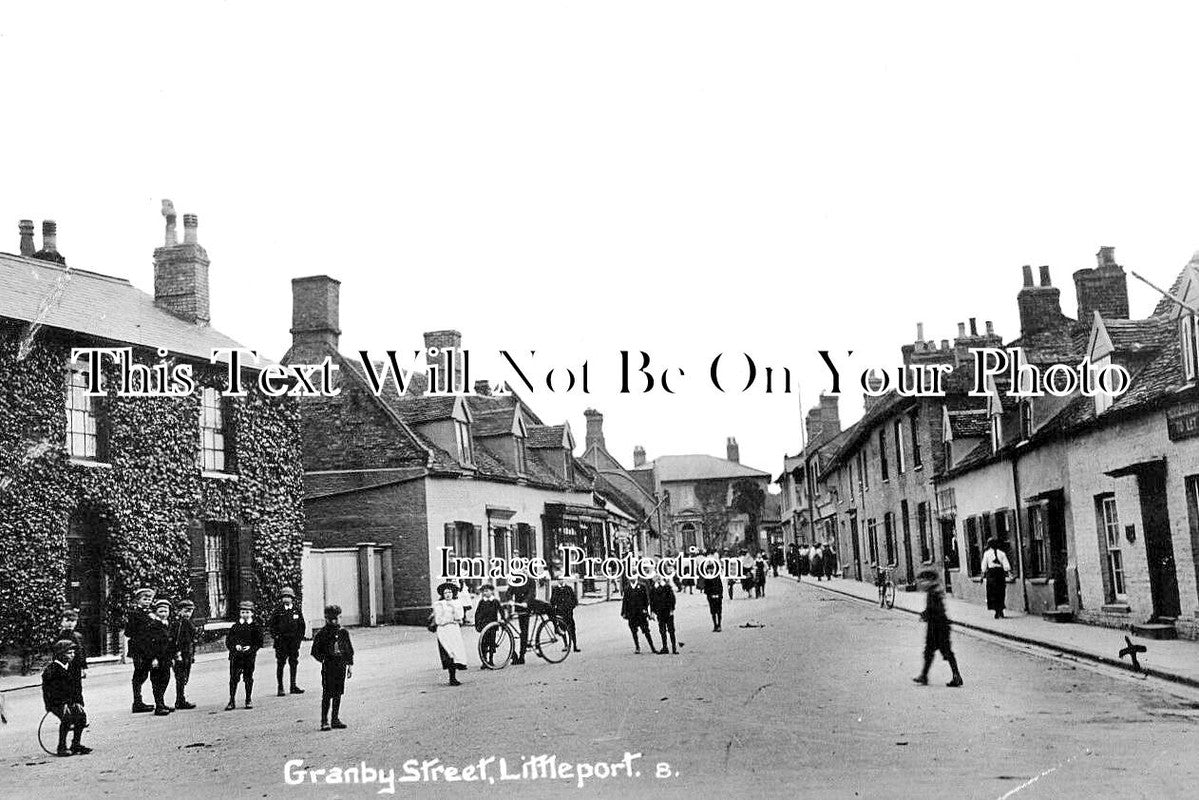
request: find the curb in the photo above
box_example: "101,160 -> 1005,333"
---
798,576 -> 1199,692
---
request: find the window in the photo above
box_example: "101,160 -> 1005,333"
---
1181,314 -> 1199,381
1097,495 -> 1125,600
1019,401 -> 1033,440
917,501 -> 931,563
455,419 -> 474,465
198,388 -> 230,472
674,483 -> 696,510
203,522 -> 237,620
941,518 -> 960,569
66,366 -> 106,460
514,523 -> 536,559
1092,355 -> 1115,415
866,518 -> 878,564
910,412 -> 922,469
883,512 -> 897,565
847,461 -> 855,502
992,509 -> 1018,577
964,517 -> 982,577
1027,504 -> 1048,577
879,429 -> 889,481
894,419 -> 905,474
492,525 -> 509,562
515,434 -> 528,474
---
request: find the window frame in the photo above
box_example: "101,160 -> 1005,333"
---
455,419 -> 475,466
964,516 -> 982,577
866,518 -> 878,564
1098,494 -> 1126,600
917,501 -> 931,563
198,387 -> 228,473
883,512 -> 897,566
910,411 -> 923,470
65,365 -> 105,461
878,429 -> 890,482
1026,503 -> 1049,578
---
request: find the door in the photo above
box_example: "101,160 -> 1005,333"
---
1046,492 -> 1070,607
1138,462 -> 1181,619
848,514 -> 861,581
66,509 -> 107,656
900,500 -> 914,582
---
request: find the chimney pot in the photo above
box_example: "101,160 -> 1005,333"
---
726,437 -> 740,463
1022,265 -> 1034,287
940,339 -> 950,350
1097,246 -> 1116,268
957,322 -> 966,338
18,219 -> 34,256
31,220 -> 66,265
985,320 -> 994,336
969,317 -> 978,336
633,445 -> 646,468
1039,265 -> 1051,287
584,408 -> 606,452
916,322 -> 924,342
474,380 -> 492,396
183,214 -> 198,245
161,199 -> 177,246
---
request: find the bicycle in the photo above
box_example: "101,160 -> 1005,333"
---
876,566 -> 896,609
477,599 -> 572,669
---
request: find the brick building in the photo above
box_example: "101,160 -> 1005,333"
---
0,210 -> 304,660
284,277 -> 602,624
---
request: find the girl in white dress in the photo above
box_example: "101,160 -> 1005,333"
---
433,583 -> 468,686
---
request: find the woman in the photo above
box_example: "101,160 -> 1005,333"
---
432,582 -> 469,685
981,537 -> 1012,618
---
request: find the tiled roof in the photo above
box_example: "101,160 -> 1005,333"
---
527,425 -> 565,449
0,251 -> 246,362
1008,325 -> 1087,365
473,408 -> 515,437
947,409 -> 989,438
1103,317 -> 1172,355
824,392 -> 913,468
392,395 -> 457,424
651,454 -> 771,482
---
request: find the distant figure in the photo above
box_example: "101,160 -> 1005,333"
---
43,640 -> 90,757
550,574 -> 581,653
474,584 -> 502,666
810,544 -> 824,581
981,537 -> 1012,619
822,543 -> 836,580
311,604 -> 354,730
621,578 -> 657,654
432,583 -> 469,686
649,574 -> 679,654
787,543 -> 800,577
913,568 -> 963,688
703,565 -> 724,632
754,554 -> 767,598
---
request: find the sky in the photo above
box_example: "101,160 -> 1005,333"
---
4,3 -> 1199,480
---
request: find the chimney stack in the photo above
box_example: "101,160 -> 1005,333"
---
584,408 -> 605,452
474,380 -> 492,397
633,445 -> 646,468
969,317 -> 978,336
985,320 -> 994,336
726,437 -> 740,463
289,276 -> 341,358
1022,265 -> 1034,287
18,220 -> 35,256
916,322 -> 925,342
957,322 -> 966,338
423,330 -> 463,392
1017,264 -> 1067,337
1039,265 -> 1052,287
153,201 -> 210,325
1073,246 -> 1129,322
32,220 -> 66,265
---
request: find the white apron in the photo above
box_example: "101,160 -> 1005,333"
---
433,600 -> 467,666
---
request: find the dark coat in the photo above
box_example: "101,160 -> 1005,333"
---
172,618 -> 199,665
142,618 -> 175,663
226,621 -> 264,660
621,584 -> 651,620
550,584 -> 579,615
268,605 -> 307,648
311,625 -> 354,666
474,598 -> 501,631
649,583 -> 676,615
507,580 -> 537,605
55,628 -> 86,704
42,660 -> 77,713
703,574 -> 724,597
124,607 -> 153,659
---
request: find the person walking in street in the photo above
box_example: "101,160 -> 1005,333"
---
770,544 -> 783,578
798,542 -> 810,577
474,584 -> 502,666
822,543 -> 837,580
649,573 -> 678,654
125,587 -> 156,714
621,577 -> 657,654
433,582 -> 469,686
146,599 -> 176,716
226,601 -> 264,710
311,604 -> 354,730
549,574 -> 581,653
809,543 -> 823,581
787,542 -> 799,577
754,553 -> 767,598
982,537 -> 1012,618
913,568 -> 963,688
42,640 -> 90,757
704,559 -> 724,632
269,587 -> 307,697
171,599 -> 199,710
55,608 -> 87,713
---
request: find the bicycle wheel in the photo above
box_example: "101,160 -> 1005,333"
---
533,616 -> 571,664
883,581 -> 896,609
478,622 -> 515,670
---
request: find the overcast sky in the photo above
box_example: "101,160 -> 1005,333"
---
4,3 -> 1199,480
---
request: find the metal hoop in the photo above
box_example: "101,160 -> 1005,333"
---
37,711 -> 56,756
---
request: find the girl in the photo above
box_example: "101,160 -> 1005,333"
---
432,583 -> 469,685
981,537 -> 1012,618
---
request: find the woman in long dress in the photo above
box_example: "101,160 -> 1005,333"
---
433,583 -> 469,685
981,538 -> 1012,619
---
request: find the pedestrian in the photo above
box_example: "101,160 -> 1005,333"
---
770,544 -> 782,578
822,543 -> 836,580
225,600 -> 264,710
682,547 -> 697,594
311,604 -> 354,730
171,599 -> 199,710
703,564 -> 724,632
810,543 -> 824,581
125,586 -> 156,714
981,537 -> 1012,618
42,640 -> 90,757
146,599 -> 176,716
798,542 -> 810,577
620,577 -> 658,654
649,573 -> 678,654
913,568 -> 963,688
787,542 -> 799,577
432,582 -> 469,686
507,576 -> 537,665
549,574 -> 581,653
754,553 -> 767,598
55,608 -> 87,711
269,587 -> 307,697
474,584 -> 502,666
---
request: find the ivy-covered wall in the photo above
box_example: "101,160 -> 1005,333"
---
0,323 -> 305,663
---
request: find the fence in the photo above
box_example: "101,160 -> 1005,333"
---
300,542 -> 394,630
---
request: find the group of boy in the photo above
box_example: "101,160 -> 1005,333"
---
619,574 -> 681,655
472,571 -> 583,664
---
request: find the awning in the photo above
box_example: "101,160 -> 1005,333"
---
1105,457 -> 1167,479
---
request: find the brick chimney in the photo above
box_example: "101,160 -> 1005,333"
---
1072,246 -> 1129,322
153,201 -> 210,325
1017,265 -> 1069,336
290,276 -> 341,358
474,380 -> 492,397
727,437 -> 740,463
423,330 -> 463,392
819,394 -> 841,436
32,220 -> 66,266
805,406 -> 824,447
633,445 -> 646,467
18,220 -> 35,257
584,408 -> 605,451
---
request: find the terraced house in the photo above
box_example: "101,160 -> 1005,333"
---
0,211 -> 305,664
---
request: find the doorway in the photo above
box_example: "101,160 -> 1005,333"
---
1138,462 -> 1181,619
848,513 -> 861,581
1046,491 -> 1070,608
66,508 -> 108,656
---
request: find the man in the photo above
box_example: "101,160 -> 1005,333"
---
226,601 -> 264,710
172,599 -> 200,710
145,599 -> 176,716
42,640 -> 90,756
549,574 -> 581,653
620,577 -> 657,654
125,587 -> 156,713
703,560 -> 724,632
269,587 -> 306,697
507,578 -> 537,665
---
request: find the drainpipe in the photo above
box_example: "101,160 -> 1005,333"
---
1009,452 -> 1031,614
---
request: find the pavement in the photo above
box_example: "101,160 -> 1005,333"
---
792,573 -> 1199,688
2,577 -> 1198,799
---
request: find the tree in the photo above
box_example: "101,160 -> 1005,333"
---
730,479 -> 766,547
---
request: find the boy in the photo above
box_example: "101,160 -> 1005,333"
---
474,584 -> 502,666
226,600 -> 264,710
549,574 -> 581,653
311,605 -> 354,731
146,599 -> 176,716
913,568 -> 963,688
269,587 -> 306,697
172,599 -> 199,710
42,640 -> 90,756
649,573 -> 678,654
56,608 -> 87,709
125,587 -> 156,713
703,564 -> 724,632
620,577 -> 657,654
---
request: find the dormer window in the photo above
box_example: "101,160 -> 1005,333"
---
455,418 -> 474,465
1019,400 -> 1033,441
1181,313 -> 1199,382
990,415 -> 1002,453
515,434 -> 527,474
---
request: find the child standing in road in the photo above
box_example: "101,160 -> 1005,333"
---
226,601 -> 264,710
649,573 -> 678,654
311,605 -> 354,730
913,568 -> 963,688
42,640 -> 90,756
474,584 -> 502,666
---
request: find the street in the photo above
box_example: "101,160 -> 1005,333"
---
3,576 -> 1198,800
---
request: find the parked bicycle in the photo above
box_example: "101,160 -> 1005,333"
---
876,565 -> 896,609
477,599 -> 572,669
